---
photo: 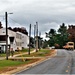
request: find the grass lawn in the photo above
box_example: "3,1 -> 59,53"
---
0,59 -> 38,73
0,48 -> 34,57
18,49 -> 55,57
14,48 -> 33,55
0,60 -> 25,67
0,49 -> 55,73
0,60 -> 25,72
0,53 -> 6,57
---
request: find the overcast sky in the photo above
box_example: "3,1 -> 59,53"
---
0,0 -> 75,39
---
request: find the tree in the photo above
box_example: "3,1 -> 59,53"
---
42,40 -> 49,48
46,29 -> 56,47
58,23 -> 69,48
45,23 -> 69,48
8,27 -> 28,35
68,25 -> 75,43
58,23 -> 67,34
0,22 -> 3,29
49,29 -> 56,36
8,27 -> 13,30
46,29 -> 56,38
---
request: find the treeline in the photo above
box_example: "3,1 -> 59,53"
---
8,27 -> 28,35
43,23 -> 75,49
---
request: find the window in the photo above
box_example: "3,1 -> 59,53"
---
16,33 -> 21,39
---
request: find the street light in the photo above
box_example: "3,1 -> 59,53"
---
5,12 -> 13,60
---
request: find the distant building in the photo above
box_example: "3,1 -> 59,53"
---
0,28 -> 29,53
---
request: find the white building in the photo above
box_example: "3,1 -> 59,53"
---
0,28 -> 29,53
16,32 -> 29,48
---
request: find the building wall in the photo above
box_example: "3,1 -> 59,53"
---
0,28 -> 29,52
0,28 -> 16,52
15,32 -> 22,50
22,34 -> 29,48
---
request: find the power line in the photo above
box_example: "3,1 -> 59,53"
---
8,17 -> 22,26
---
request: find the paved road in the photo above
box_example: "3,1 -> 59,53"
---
16,49 -> 75,74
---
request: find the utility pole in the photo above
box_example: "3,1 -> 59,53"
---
29,24 -> 31,55
36,22 -> 38,52
39,32 -> 41,50
5,12 -> 8,60
34,25 -> 36,48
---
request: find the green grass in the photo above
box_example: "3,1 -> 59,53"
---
0,59 -> 37,72
39,49 -> 50,53
18,49 -> 53,57
0,59 -> 34,70
0,48 -> 34,57
0,49 -> 54,73
20,48 -> 29,52
0,53 -> 6,57
14,48 -> 33,54
0,60 -> 25,67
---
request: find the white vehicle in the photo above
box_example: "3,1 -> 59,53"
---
50,46 -> 55,49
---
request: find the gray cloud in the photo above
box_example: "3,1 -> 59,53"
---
0,0 -> 75,39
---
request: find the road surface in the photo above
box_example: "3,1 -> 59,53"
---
16,49 -> 75,74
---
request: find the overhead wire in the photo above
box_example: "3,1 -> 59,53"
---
8,17 -> 22,26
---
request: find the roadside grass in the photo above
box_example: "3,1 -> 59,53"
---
0,59 -> 38,73
18,49 -> 55,57
0,48 -> 34,57
0,49 -> 55,73
0,53 -> 6,57
0,60 -> 25,67
14,48 -> 33,55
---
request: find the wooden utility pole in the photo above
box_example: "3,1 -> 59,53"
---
5,12 -> 8,60
34,25 -> 36,48
39,32 -> 41,50
29,24 -> 31,55
36,22 -> 38,52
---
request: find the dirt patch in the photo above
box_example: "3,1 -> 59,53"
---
0,67 -> 17,74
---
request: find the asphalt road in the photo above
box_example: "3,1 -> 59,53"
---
16,49 -> 75,74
